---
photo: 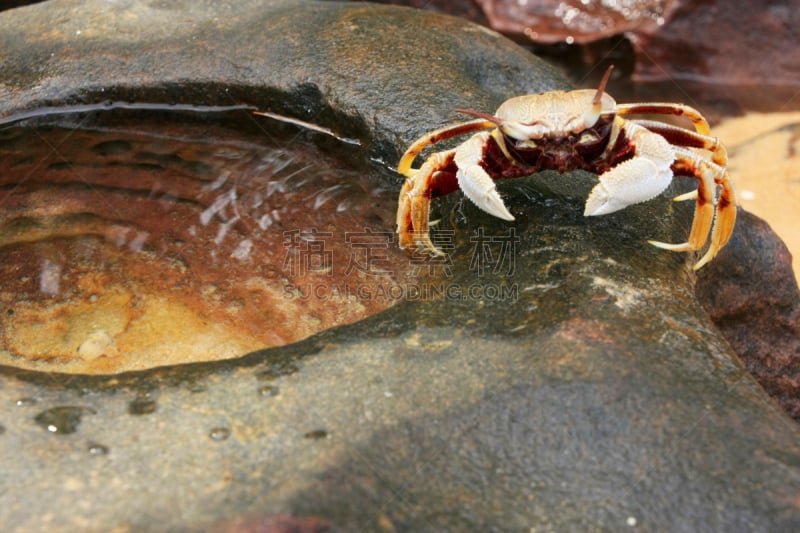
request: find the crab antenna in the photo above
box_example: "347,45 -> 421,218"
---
593,65 -> 614,109
454,108 -> 503,125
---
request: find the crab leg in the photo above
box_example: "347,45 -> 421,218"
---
397,149 -> 460,253
397,119 -> 497,253
616,102 -> 712,136
647,148 -> 716,252
397,118 -> 496,176
604,117 -> 737,268
699,164 -> 737,268
648,147 -> 736,269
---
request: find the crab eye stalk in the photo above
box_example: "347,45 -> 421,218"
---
454,108 -> 503,125
593,65 -> 614,112
572,65 -> 615,135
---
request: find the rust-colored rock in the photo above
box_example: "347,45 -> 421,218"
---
475,0 -> 678,44
0,121 -> 412,373
697,210 -> 800,421
630,0 -> 800,111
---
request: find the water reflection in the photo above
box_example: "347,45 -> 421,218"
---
0,120 -> 412,373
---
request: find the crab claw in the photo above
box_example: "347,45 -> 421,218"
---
454,132 -> 515,221
584,158 -> 672,216
461,173 -> 515,221
584,124 -> 675,216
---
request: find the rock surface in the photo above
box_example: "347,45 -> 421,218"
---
630,0 -> 800,108
475,0 -> 678,44
359,0 -> 800,113
0,1 -> 799,532
697,211 -> 800,421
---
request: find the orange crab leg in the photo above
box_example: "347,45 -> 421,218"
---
616,102 -> 712,136
397,149 -> 459,253
398,118 -> 496,176
696,162 -> 737,268
648,147 -> 737,270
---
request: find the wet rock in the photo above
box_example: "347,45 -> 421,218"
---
0,0 -> 566,374
474,0 -> 678,44
352,0 -> 676,45
0,1 -> 44,11
371,0 -> 800,112
0,1 -> 799,532
0,0 -> 567,165
344,0 -> 490,26
697,211 -> 800,421
630,0 -> 800,110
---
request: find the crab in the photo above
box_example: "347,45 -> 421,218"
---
395,66 -> 736,269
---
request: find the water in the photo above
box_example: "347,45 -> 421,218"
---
0,114 -> 413,374
33,405 -> 95,434
208,427 -> 231,441
128,398 -> 158,415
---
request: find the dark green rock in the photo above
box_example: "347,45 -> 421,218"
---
0,0 -> 567,165
0,1 -> 798,532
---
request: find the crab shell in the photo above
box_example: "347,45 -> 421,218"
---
494,89 -> 617,140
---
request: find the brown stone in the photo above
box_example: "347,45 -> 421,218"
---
697,210 -> 800,421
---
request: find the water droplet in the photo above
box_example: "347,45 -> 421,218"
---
303,429 -> 328,440
88,443 -> 109,456
128,398 -> 157,415
34,406 -> 95,435
15,397 -> 37,407
209,427 -> 231,441
258,385 -> 280,398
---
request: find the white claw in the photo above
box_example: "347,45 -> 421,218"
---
455,132 -> 515,221
585,123 -> 675,216
584,158 -> 666,215
478,186 -> 515,220
584,181 -> 615,216
459,166 -> 515,220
